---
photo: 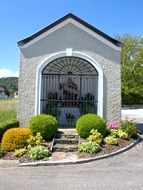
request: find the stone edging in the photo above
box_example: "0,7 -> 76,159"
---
19,135 -> 141,167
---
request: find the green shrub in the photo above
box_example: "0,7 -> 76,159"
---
27,133 -> 43,148
104,136 -> 118,145
120,120 -> 137,137
76,114 -> 106,138
14,148 -> 27,157
29,114 -> 58,140
118,130 -> 128,139
87,129 -> 103,145
28,145 -> 51,160
1,128 -> 31,151
78,141 -> 101,154
0,119 -> 19,141
108,129 -> 119,138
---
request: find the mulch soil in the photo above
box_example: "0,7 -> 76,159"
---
0,136 -> 138,163
78,135 -> 138,159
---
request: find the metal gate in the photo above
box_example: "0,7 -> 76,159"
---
41,57 -> 98,128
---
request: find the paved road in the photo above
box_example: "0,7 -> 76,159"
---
122,109 -> 143,123
0,140 -> 143,190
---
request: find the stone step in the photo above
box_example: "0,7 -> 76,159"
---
52,144 -> 78,152
55,134 -> 79,140
52,131 -> 79,152
54,139 -> 78,145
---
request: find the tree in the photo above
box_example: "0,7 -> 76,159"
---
0,77 -> 18,97
118,34 -> 143,105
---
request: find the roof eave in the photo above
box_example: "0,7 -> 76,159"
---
17,13 -> 122,48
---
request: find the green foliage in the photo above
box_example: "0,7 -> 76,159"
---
76,114 -> 106,138
14,148 -> 27,157
108,129 -> 119,138
118,35 -> 143,104
1,128 -> 31,151
120,120 -> 137,137
0,99 -> 17,123
0,147 -> 4,158
28,145 -> 51,160
118,130 -> 128,139
29,114 -> 58,140
78,141 -> 101,154
107,128 -> 128,139
0,77 -> 18,97
0,119 -> 19,141
104,136 -> 118,145
87,129 -> 103,145
27,133 -> 44,148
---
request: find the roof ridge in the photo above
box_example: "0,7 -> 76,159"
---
17,13 -> 122,47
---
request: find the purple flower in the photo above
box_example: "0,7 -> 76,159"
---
106,120 -> 119,129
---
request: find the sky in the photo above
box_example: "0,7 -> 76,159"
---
0,0 -> 143,78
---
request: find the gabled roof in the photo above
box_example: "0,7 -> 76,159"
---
17,13 -> 122,49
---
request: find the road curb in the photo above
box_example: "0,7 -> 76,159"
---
19,135 -> 141,167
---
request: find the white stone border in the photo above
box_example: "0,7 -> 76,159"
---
35,50 -> 103,118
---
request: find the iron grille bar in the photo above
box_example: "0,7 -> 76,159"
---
41,56 -> 98,128
41,99 -> 98,103
42,73 -> 98,76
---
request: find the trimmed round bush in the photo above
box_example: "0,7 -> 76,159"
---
76,114 -> 106,138
1,128 -> 31,151
29,114 -> 58,140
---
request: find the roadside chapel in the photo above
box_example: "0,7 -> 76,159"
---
17,13 -> 122,127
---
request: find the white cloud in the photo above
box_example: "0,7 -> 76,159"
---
0,69 -> 19,78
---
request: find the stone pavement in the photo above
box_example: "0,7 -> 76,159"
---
0,159 -> 19,168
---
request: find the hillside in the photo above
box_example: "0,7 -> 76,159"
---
0,77 -> 18,95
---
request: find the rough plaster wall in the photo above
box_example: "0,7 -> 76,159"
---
18,23 -> 121,126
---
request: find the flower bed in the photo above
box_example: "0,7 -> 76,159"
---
78,135 -> 138,159
0,114 -> 139,164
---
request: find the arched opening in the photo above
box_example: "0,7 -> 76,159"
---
40,56 -> 99,127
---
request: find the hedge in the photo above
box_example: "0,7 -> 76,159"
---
0,119 -> 19,141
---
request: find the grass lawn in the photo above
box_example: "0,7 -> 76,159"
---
0,98 -> 17,123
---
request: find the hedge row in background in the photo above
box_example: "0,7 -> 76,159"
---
0,119 -> 19,141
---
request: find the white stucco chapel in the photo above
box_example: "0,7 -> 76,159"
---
17,13 -> 122,127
